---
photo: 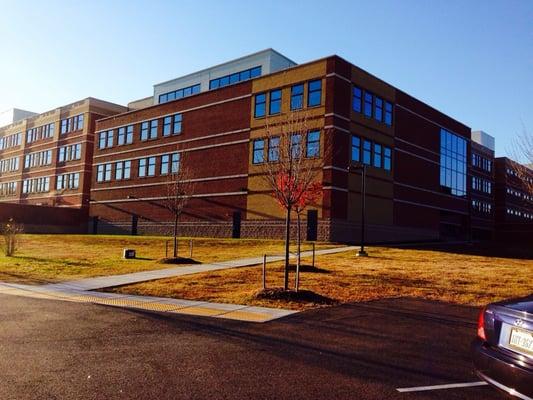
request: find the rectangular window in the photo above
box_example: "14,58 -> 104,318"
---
291,134 -> 302,158
159,84 -> 201,104
124,161 -> 131,179
115,161 -> 123,180
106,130 -> 114,148
161,154 -> 169,175
58,147 -> 66,162
103,164 -> 111,181
163,116 -> 172,136
307,80 -> 322,107
99,132 -> 107,149
138,158 -> 147,177
117,127 -> 126,145
126,125 -> 133,144
268,137 -> 280,162
97,165 -> 105,182
306,130 -> 320,157
252,139 -> 264,164
384,147 -> 392,171
147,156 -> 156,176
384,102 -> 393,126
140,122 -> 149,141
254,93 -> 266,118
269,89 -> 281,115
373,143 -> 382,168
363,140 -> 372,165
353,86 -> 362,113
439,129 -> 466,196
374,97 -> 383,122
171,153 -> 180,173
173,114 -> 182,134
209,66 -> 262,90
149,120 -> 158,139
60,119 -> 68,134
364,92 -> 373,117
291,84 -> 304,110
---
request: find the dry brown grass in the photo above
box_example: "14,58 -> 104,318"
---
0,234 -> 335,284
112,245 -> 533,310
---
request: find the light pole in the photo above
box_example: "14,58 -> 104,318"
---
348,163 -> 368,257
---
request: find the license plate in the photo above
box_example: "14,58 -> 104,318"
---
509,328 -> 533,356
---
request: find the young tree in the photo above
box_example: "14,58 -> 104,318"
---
260,111 -> 327,290
1,218 -> 24,257
162,153 -> 195,259
294,181 -> 322,292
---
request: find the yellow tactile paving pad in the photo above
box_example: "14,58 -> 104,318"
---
0,286 -> 291,323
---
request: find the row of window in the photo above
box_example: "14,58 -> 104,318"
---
58,143 -> 82,163
439,129 -> 467,197
471,200 -> 492,214
99,115 -> 182,150
22,176 -> 50,194
472,153 -> 492,172
0,132 -> 22,150
159,84 -> 201,104
0,157 -> 19,173
506,208 -> 533,220
352,86 -> 393,126
0,181 -> 17,197
253,80 -> 322,118
26,123 -> 55,144
96,153 -> 180,182
60,114 -> 84,135
252,131 -> 320,164
506,168 -> 533,184
24,150 -> 52,169
209,66 -> 262,90
472,176 -> 492,194
351,135 -> 392,171
506,187 -> 532,202
56,173 -> 80,191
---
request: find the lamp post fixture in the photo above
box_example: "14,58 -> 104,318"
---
348,163 -> 368,257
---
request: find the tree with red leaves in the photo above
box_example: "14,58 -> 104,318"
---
259,111 -> 327,290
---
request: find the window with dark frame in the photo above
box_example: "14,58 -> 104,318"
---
291,84 -> 304,110
268,137 -> 280,162
351,136 -> 361,162
307,80 -> 322,107
173,114 -> 182,134
269,89 -> 281,115
306,130 -> 320,157
374,97 -> 383,122
353,86 -> 362,113
149,120 -> 158,139
252,139 -> 264,164
364,92 -> 373,118
254,93 -> 266,118
140,122 -> 149,141
363,139 -> 372,165
385,102 -> 393,126
163,116 -> 172,136
373,143 -> 382,167
291,134 -> 302,158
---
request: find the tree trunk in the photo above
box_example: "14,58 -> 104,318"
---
295,211 -> 301,292
173,213 -> 178,258
284,206 -> 291,291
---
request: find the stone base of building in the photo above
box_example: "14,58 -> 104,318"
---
92,217 -> 439,244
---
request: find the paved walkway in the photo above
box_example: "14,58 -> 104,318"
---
44,245 -> 358,291
0,245 -> 356,323
0,282 -> 297,322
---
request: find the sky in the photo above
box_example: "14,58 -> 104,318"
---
0,0 -> 531,157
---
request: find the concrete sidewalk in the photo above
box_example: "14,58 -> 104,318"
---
0,282 -> 297,322
43,245 -> 358,291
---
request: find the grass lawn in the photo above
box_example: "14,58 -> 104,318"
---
0,234 -> 336,284
111,244 -> 533,310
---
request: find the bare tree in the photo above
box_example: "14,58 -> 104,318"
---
162,153 -> 195,259
509,126 -> 533,193
1,218 -> 24,257
259,110 -> 327,290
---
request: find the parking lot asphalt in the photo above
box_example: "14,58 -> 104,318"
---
0,294 -> 507,400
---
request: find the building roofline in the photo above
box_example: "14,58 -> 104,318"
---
0,97 -> 126,133
153,48 -> 298,88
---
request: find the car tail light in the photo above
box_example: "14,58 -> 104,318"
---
477,307 -> 486,341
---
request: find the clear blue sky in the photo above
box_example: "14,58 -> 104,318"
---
0,0 -> 531,157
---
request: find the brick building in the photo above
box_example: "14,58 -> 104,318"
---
1,49 -> 531,242
0,98 -> 127,208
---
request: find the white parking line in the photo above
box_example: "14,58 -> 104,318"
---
396,381 -> 488,392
